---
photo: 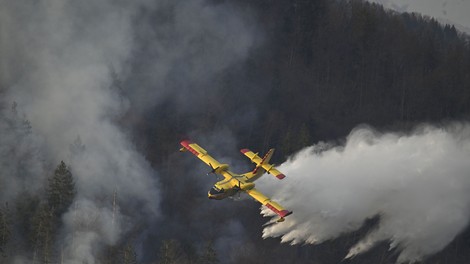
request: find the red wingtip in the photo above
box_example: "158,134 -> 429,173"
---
180,139 -> 192,147
240,148 -> 250,154
266,204 -> 293,218
279,210 -> 293,218
276,174 -> 286,180
180,140 -> 199,155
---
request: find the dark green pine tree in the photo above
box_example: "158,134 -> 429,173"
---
30,205 -> 54,264
122,244 -> 138,264
296,123 -> 311,150
47,161 -> 76,217
198,241 -> 218,264
0,203 -> 11,258
158,239 -> 187,264
14,193 -> 41,250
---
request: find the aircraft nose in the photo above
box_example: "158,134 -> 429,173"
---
208,192 -> 214,199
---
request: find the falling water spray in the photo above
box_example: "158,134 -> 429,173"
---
258,123 -> 470,263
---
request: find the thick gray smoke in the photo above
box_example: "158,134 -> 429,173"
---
0,102 -> 48,201
1,0 -> 257,262
0,1 -> 159,262
124,0 -> 257,114
259,124 -> 470,263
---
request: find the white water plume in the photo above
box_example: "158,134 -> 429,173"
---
259,123 -> 470,263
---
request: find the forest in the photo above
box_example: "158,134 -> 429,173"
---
1,0 -> 470,263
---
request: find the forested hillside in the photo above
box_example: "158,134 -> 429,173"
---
130,1 -> 470,263
134,0 -> 470,163
1,0 -> 470,263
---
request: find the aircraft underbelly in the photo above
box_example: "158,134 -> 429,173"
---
208,188 -> 238,200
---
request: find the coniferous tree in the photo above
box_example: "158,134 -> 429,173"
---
0,203 -> 11,258
30,205 -> 54,264
281,129 -> 294,155
296,123 -> 311,151
69,136 -> 85,156
198,241 -> 218,264
158,239 -> 187,264
14,193 -> 41,251
47,161 -> 75,218
122,244 -> 138,264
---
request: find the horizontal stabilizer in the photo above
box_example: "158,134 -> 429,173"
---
240,148 -> 286,180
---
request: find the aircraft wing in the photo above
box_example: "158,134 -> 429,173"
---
180,140 -> 231,179
240,148 -> 286,180
246,188 -> 292,219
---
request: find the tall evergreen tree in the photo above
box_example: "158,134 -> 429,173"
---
198,241 -> 218,264
14,193 -> 41,252
47,161 -> 75,217
30,205 -> 54,264
158,239 -> 187,264
0,203 -> 11,258
122,244 -> 138,264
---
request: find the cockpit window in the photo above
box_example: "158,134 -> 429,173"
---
209,186 -> 224,195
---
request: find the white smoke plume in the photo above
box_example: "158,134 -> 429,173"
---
259,123 -> 470,263
0,0 -> 159,262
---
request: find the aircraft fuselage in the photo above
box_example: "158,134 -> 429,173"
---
180,139 -> 292,221
207,174 -> 255,199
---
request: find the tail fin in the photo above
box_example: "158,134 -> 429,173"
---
240,148 -> 286,181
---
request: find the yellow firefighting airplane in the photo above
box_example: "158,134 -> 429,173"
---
180,140 -> 292,222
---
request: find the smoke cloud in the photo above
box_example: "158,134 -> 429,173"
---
0,102 -> 47,201
259,123 -> 470,263
0,0 -> 159,262
123,0 -> 257,114
1,0 -> 258,262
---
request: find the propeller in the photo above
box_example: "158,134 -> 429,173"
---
238,181 -> 242,199
207,163 -> 221,180
207,163 -> 217,175
230,180 -> 242,200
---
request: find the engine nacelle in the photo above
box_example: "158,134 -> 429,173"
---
215,164 -> 229,173
240,182 -> 255,191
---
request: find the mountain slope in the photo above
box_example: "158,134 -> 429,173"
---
367,0 -> 470,34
